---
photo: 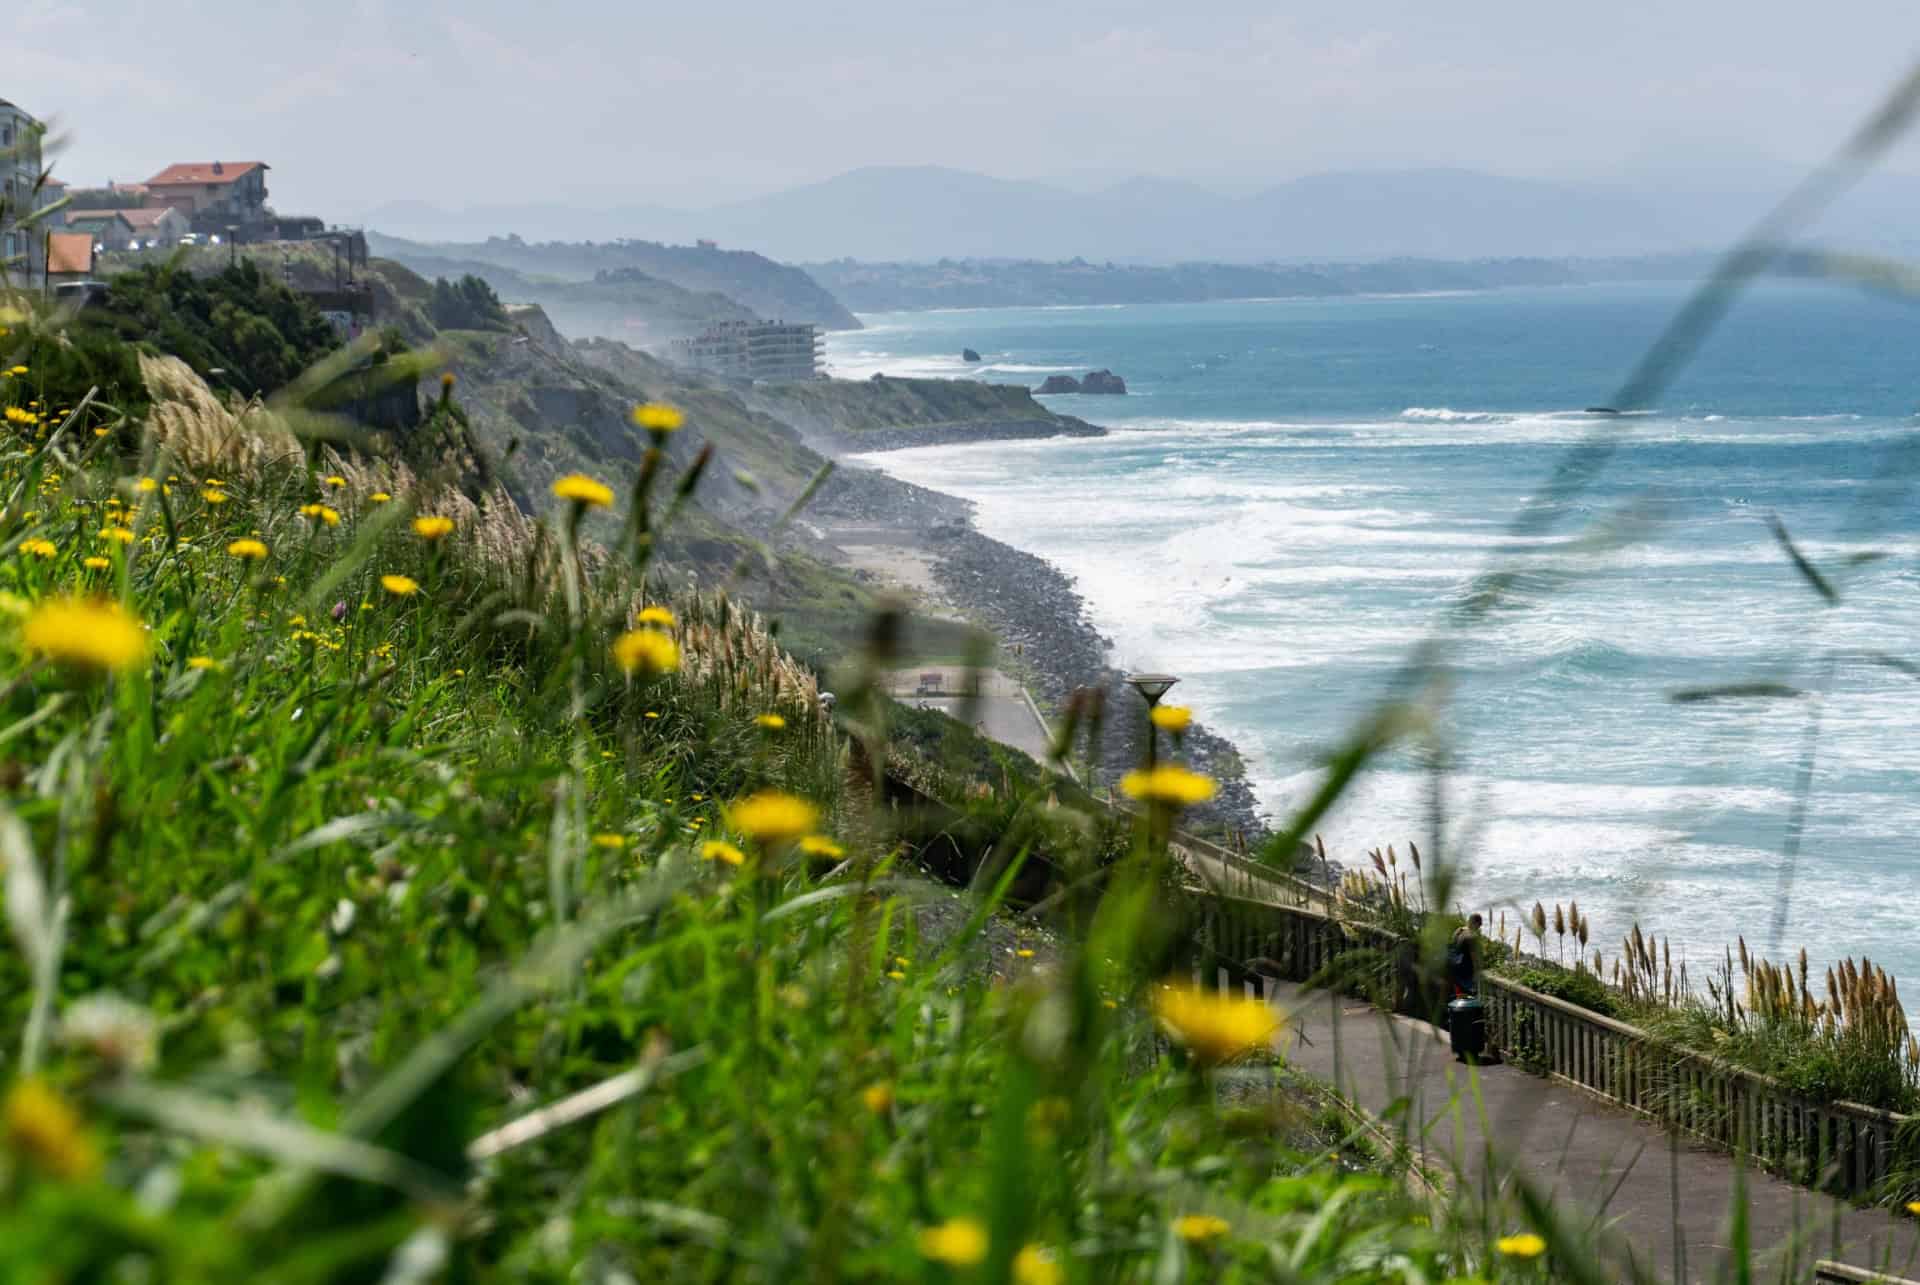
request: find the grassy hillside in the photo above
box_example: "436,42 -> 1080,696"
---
0,297 -> 1541,1283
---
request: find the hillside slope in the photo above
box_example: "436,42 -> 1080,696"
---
368,231 -> 860,330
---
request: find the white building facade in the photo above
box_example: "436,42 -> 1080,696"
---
0,99 -> 46,282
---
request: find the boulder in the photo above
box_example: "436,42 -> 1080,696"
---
1037,374 -> 1082,394
961,347 -> 982,363
1080,369 -> 1127,395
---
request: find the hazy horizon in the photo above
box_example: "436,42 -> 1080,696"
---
11,1 -> 1920,216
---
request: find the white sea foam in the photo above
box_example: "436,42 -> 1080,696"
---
1401,406 -> 1505,423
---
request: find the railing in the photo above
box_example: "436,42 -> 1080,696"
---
1815,1261 -> 1920,1284
1169,828 -> 1333,911
1177,895 -> 1915,1198
1183,895 -> 1409,1008
1482,976 -> 1911,1196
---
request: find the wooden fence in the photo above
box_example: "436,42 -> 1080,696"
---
1181,893 -> 1915,1198
1482,975 -> 1911,1196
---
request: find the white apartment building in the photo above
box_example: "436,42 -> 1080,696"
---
0,99 -> 46,282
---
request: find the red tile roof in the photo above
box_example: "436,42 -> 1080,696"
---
46,232 -> 93,275
145,161 -> 267,187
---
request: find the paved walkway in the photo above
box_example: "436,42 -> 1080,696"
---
1268,980 -> 1920,1283
891,668 -> 1057,764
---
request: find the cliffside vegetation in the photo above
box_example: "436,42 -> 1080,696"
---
0,295 -> 1541,1283
76,260 -> 343,399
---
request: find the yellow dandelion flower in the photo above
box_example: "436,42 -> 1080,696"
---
917,1218 -> 988,1267
590,832 -> 627,849
798,834 -> 843,860
3,1078 -> 100,1181
18,538 -> 55,559
755,712 -> 786,730
22,597 -> 147,673
1016,948 -> 1036,959
323,475 -> 346,488
1152,981 -> 1282,1065
82,556 -> 109,571
1013,1245 -> 1064,1285
636,604 -> 675,627
1119,764 -> 1217,808
380,574 -> 420,597
631,402 -> 686,432
644,710 -> 660,720
1150,705 -> 1192,733
1173,1214 -> 1231,1245
700,839 -> 745,866
861,1081 -> 894,1114
1908,1199 -> 1920,1216
135,477 -> 159,493
887,969 -> 907,980
203,478 -> 225,487
411,515 -> 455,540
227,538 -> 268,560
186,656 -> 221,671
369,491 -> 392,503
1496,1233 -> 1547,1258
611,628 -> 679,676
201,489 -> 229,505
6,366 -> 26,376
97,526 -> 135,545
723,791 -> 819,845
552,473 -> 614,507
4,407 -> 36,427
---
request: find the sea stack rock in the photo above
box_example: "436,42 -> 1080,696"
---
962,347 -> 982,363
1080,369 -> 1127,395
1037,374 -> 1082,394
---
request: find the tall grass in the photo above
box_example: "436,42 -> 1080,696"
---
0,303 -> 1543,1281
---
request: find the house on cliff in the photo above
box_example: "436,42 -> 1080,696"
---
144,161 -> 270,229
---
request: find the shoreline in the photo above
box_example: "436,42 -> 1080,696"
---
816,429 -> 1268,842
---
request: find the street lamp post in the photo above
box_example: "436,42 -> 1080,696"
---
1125,672 -> 1179,768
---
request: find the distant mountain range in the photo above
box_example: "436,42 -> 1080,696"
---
357,165 -> 1920,264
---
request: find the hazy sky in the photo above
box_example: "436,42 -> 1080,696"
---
10,0 -> 1920,212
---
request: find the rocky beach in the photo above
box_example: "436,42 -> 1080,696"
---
813,432 -> 1267,841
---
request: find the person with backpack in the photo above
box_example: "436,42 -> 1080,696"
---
1447,914 -> 1482,997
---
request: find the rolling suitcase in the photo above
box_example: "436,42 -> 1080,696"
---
1447,996 -> 1486,1061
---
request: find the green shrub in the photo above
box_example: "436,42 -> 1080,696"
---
427,273 -> 509,331
85,259 -> 341,396
1496,960 -> 1619,1018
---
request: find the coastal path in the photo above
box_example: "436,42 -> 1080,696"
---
889,668 -> 1329,911
1266,979 -> 1920,1282
890,666 -> 1057,764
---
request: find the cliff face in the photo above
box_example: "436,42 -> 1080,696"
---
742,376 -> 1103,453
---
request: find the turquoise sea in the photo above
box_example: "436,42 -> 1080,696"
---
828,281 -> 1920,992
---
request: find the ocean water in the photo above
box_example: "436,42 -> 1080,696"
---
828,282 -> 1920,993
